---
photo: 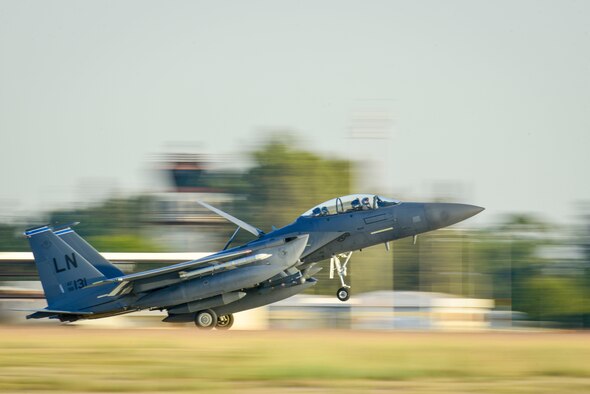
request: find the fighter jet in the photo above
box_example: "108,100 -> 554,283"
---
199,194 -> 484,302
23,194 -> 482,329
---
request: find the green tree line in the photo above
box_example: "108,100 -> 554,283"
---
1,137 -> 589,326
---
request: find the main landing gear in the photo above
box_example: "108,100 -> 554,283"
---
194,309 -> 217,329
215,314 -> 234,330
330,252 -> 352,302
194,310 -> 235,330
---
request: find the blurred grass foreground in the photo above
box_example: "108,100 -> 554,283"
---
2,328 -> 590,393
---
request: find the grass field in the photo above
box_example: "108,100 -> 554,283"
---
1,327 -> 590,393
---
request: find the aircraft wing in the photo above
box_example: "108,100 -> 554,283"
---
87,248 -> 253,291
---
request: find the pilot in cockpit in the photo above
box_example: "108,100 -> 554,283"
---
321,206 -> 329,216
351,198 -> 361,211
361,197 -> 371,210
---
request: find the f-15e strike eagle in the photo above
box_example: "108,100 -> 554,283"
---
24,194 -> 483,329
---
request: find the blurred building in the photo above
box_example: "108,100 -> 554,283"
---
147,153 -> 234,251
267,291 -> 494,330
0,289 -> 494,330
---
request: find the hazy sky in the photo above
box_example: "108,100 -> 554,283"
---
1,1 -> 589,225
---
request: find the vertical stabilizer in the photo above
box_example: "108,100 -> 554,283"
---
54,227 -> 124,279
25,226 -> 106,307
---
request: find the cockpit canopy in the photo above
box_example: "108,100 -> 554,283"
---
302,194 -> 401,217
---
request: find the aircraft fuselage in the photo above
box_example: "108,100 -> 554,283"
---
258,202 -> 483,263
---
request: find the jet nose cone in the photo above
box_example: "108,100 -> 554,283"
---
424,203 -> 484,230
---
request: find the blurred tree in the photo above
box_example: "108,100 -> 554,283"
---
393,236 -> 424,292
393,230 -> 489,298
469,213 -> 590,327
230,135 -> 351,232
49,196 -> 153,237
0,223 -> 29,251
46,195 -> 164,252
471,215 -> 547,312
575,205 -> 590,326
85,234 -> 163,252
520,276 -> 587,322
351,246 -> 394,294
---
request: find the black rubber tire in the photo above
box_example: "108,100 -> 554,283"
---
194,309 -> 217,329
337,287 -> 350,302
216,314 -> 234,330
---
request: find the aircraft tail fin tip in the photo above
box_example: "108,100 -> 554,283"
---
25,229 -> 105,307
54,227 -> 124,279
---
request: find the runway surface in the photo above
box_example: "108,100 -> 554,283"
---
1,327 -> 590,393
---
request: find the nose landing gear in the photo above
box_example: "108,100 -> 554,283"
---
336,287 -> 350,302
330,252 -> 352,302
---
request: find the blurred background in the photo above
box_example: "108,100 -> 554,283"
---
2,2 -> 590,392
1,0 -> 589,330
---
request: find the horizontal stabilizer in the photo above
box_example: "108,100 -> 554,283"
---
197,200 -> 264,237
17,308 -> 94,319
52,222 -> 80,231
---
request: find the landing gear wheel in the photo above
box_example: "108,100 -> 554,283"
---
330,252 -> 353,301
216,314 -> 234,330
337,287 -> 350,302
194,309 -> 217,330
